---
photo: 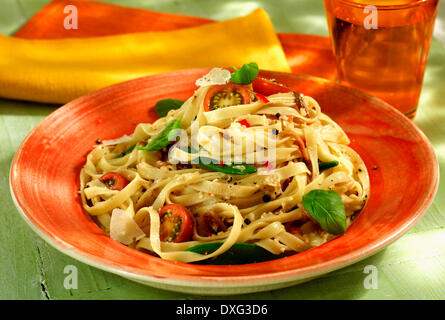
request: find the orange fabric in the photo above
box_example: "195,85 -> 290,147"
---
14,0 -> 337,80
14,0 -> 212,38
1,8 -> 291,103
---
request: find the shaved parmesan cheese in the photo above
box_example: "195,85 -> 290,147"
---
102,135 -> 133,146
195,68 -> 231,87
110,208 -> 145,245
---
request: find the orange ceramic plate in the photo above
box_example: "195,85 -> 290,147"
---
10,69 -> 438,295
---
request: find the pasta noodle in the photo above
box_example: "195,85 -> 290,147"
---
79,70 -> 370,264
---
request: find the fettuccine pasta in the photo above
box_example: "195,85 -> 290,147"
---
79,67 -> 369,264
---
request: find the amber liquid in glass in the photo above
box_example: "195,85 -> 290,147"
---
324,0 -> 439,118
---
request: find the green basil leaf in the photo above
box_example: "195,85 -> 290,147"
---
302,189 -> 346,235
319,161 -> 339,171
186,242 -> 282,265
154,99 -> 184,118
198,157 -> 257,175
230,62 -> 259,85
137,119 -> 181,151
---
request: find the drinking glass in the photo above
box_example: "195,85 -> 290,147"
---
323,0 -> 439,118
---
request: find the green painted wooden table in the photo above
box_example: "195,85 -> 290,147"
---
1,0 -> 445,300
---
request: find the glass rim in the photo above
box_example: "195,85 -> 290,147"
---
333,0 -> 438,10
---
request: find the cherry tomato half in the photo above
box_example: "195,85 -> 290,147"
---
204,84 -> 251,112
252,77 -> 292,96
159,204 -> 194,243
99,172 -> 129,191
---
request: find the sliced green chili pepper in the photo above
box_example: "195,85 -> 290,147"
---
186,242 -> 283,265
198,158 -> 257,175
185,148 -> 257,175
155,99 -> 184,118
115,145 -> 135,158
319,161 -> 339,171
137,119 -> 181,151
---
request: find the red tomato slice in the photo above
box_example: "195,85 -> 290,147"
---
159,204 -> 194,243
252,77 -> 292,96
99,172 -> 129,191
236,119 -> 251,128
204,84 -> 251,112
255,93 -> 270,104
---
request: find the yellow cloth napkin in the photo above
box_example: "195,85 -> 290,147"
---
0,8 -> 290,104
